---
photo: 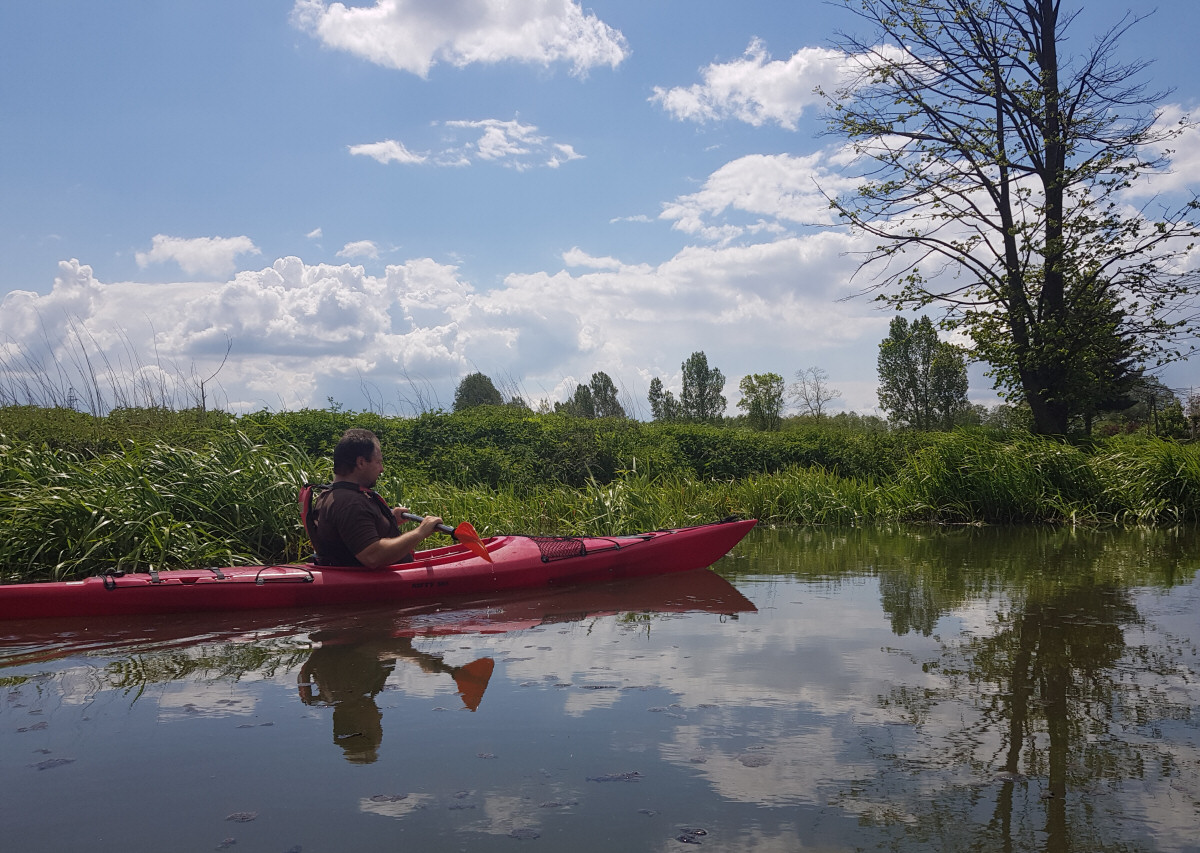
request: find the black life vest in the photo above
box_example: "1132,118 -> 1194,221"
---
298,482 -> 402,566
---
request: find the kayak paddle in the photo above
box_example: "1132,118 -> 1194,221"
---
400,512 -> 493,563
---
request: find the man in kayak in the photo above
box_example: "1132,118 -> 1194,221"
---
311,428 -> 444,568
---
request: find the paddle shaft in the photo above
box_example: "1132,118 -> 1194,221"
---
399,511 -> 455,537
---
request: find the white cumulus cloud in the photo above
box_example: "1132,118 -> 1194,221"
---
337,240 -> 381,260
660,151 -> 858,242
291,0 -> 628,78
135,235 -> 261,278
651,39 -> 850,129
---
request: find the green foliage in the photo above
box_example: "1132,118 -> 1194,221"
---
6,405 -> 1200,582
877,316 -> 969,430
737,373 -> 785,431
556,383 -> 596,418
588,371 -> 625,418
680,351 -> 726,423
648,377 -> 679,422
453,372 -> 503,411
0,431 -> 318,581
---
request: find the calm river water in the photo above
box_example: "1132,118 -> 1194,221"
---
1,526 -> 1198,852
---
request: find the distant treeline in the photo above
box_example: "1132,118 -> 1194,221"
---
1,403 -> 937,486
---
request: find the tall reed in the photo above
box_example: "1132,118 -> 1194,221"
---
0,432 -> 318,581
6,423 -> 1200,583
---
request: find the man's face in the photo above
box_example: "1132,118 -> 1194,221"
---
357,445 -> 384,488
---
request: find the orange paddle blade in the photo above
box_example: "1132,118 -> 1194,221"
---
453,521 -> 493,563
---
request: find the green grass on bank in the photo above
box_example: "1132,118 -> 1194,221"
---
3,405 -> 1200,581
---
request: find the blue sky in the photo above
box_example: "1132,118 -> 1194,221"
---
3,0 -> 1199,416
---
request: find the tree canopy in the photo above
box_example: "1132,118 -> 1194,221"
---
877,316 -> 970,430
737,373 -> 785,431
825,0 -> 1200,434
679,351 -> 726,423
452,372 -> 503,411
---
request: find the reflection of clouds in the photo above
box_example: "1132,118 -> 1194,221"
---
157,684 -> 257,721
358,792 -> 432,818
662,724 -> 856,808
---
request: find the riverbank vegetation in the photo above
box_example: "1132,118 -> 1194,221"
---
4,404 -> 1200,581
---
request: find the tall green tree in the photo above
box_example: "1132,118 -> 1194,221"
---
737,373 -> 785,431
588,372 -> 625,418
555,383 -> 596,418
877,316 -> 969,430
453,372 -> 503,411
825,0 -> 1200,434
647,377 -> 679,422
679,351 -> 726,423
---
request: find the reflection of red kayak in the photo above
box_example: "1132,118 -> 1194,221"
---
0,518 -> 756,620
0,569 -> 757,669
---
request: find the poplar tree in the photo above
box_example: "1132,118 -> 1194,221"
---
679,351 -> 726,423
877,316 -> 969,430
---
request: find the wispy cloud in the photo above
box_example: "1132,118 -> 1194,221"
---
348,139 -> 428,165
350,118 -> 583,171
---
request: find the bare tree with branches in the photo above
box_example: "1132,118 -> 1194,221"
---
825,0 -> 1200,434
790,366 -> 842,418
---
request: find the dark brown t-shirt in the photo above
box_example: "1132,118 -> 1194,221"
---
312,484 -> 400,567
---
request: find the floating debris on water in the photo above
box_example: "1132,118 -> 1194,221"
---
215,837 -> 236,850
539,799 -> 578,808
31,757 -> 74,771
737,753 -> 771,767
509,827 -> 540,839
368,794 -> 407,803
587,771 -> 643,782
225,812 -> 258,822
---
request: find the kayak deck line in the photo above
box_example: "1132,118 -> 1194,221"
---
0,518 -> 758,621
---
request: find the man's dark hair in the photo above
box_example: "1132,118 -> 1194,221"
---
332,428 -> 380,475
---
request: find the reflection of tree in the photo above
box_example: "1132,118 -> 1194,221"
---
731,524 -> 1199,851
104,642 -> 309,699
972,583 -> 1138,852
867,537 -> 1191,851
731,524 -> 1197,632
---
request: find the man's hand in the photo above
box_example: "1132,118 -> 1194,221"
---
357,512 -> 445,569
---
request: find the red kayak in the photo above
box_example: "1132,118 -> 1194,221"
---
0,518 -> 756,620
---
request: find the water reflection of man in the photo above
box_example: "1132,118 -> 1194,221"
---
298,632 -> 494,764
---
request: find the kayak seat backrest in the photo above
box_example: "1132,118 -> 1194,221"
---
298,483 -> 329,557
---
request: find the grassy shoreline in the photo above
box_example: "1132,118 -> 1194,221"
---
3,405 -> 1200,581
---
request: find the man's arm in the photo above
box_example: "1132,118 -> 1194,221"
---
354,514 -> 443,569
